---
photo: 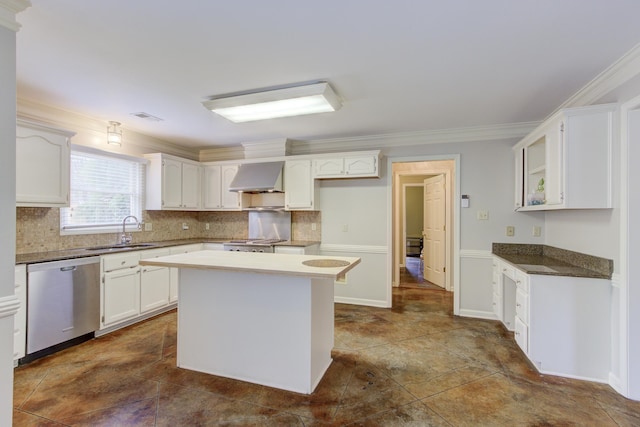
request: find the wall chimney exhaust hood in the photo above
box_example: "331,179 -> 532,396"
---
229,161 -> 284,193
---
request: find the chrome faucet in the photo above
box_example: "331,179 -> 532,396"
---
119,215 -> 140,245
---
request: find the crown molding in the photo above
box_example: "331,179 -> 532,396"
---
557,42 -> 640,111
0,0 -> 30,31
199,145 -> 245,162
288,121 -> 539,155
17,98 -> 199,160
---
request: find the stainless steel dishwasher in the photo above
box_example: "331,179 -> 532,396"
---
26,256 -> 100,358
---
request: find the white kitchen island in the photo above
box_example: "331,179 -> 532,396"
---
139,250 -> 360,394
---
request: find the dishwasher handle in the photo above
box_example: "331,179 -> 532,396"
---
60,266 -> 77,272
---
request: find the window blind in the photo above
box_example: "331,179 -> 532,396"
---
60,149 -> 145,232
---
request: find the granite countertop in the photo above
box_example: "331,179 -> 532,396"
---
16,239 -> 321,265
139,250 -> 360,280
492,243 -> 613,279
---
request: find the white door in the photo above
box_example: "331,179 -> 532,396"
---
423,175 -> 446,288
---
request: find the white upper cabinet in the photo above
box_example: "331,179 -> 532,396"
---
313,152 -> 380,179
202,164 -> 248,210
16,119 -> 74,207
284,159 -> 318,210
145,153 -> 201,210
514,104 -> 615,211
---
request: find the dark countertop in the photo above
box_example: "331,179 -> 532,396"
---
16,239 -> 321,265
492,243 -> 613,279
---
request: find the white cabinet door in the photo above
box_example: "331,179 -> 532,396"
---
221,165 -> 241,209
140,265 -> 171,313
313,158 -> 344,177
203,165 -> 222,209
102,267 -> 140,326
162,158 -> 183,208
14,265 -> 27,361
181,162 -> 201,209
344,155 -> 377,176
202,164 -> 242,210
514,316 -> 528,353
285,160 -> 316,210
169,244 -> 204,302
16,121 -> 72,207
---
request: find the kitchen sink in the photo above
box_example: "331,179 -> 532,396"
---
85,243 -> 158,251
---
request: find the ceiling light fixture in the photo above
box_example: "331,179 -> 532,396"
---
202,82 -> 342,123
107,121 -> 122,146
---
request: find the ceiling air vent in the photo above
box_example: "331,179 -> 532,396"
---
130,112 -> 163,121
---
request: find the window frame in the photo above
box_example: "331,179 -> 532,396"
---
60,145 -> 147,236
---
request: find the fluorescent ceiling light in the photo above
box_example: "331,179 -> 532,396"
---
202,82 -> 341,123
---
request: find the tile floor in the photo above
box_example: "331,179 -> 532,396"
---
13,287 -> 640,426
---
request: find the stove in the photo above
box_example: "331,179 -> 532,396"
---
223,239 -> 286,253
224,211 -> 291,253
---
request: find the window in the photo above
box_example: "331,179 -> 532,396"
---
60,147 -> 146,234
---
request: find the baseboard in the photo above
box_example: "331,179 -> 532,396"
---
95,304 -> 176,337
458,308 -> 498,320
334,296 -> 390,308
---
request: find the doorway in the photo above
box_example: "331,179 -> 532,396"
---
391,158 -> 457,305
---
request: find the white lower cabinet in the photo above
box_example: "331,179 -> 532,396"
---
101,247 -> 181,331
169,244 -> 204,303
495,255 -> 611,382
274,244 -> 320,255
14,265 -> 27,361
102,266 -> 141,326
139,248 -> 171,314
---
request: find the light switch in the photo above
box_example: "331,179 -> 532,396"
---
532,225 -> 541,237
506,226 -> 515,236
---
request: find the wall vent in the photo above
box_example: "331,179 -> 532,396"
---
130,112 -> 163,121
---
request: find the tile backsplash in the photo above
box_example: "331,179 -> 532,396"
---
16,207 -> 321,254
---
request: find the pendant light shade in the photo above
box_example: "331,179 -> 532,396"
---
107,121 -> 122,146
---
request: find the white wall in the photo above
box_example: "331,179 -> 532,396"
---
317,137 -> 545,312
0,22 -> 17,427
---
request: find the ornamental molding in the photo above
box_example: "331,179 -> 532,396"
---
558,42 -> 640,110
0,0 -> 30,32
0,294 -> 20,320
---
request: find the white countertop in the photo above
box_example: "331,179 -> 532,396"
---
138,250 -> 360,279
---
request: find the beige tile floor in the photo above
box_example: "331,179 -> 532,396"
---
13,286 -> 640,426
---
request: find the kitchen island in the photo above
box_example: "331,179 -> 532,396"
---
139,250 -> 360,394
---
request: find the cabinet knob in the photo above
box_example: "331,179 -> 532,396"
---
516,303 -> 521,307
515,331 -> 520,336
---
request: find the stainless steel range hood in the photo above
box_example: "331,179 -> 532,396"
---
229,161 -> 284,193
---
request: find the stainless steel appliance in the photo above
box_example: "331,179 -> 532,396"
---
223,211 -> 291,252
26,256 -> 100,359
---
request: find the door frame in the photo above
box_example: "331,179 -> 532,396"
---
387,154 -> 460,314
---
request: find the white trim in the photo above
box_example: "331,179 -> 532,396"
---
387,154 -> 461,313
558,42 -> 640,110
289,122 -> 538,155
0,0 -> 30,32
618,94 -> 640,400
334,296 -> 389,308
0,295 -> 20,319
320,244 -> 387,254
459,249 -> 492,259
71,143 -> 149,164
458,308 -> 497,320
95,304 -> 176,337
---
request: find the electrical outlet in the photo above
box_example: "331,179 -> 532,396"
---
144,222 -> 152,231
532,225 -> 541,237
311,223 -> 317,231
506,226 -> 515,237
182,222 -> 189,230
205,223 -> 210,230
342,224 -> 349,232
476,210 -> 489,220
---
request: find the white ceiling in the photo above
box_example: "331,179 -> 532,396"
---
15,0 -> 640,150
